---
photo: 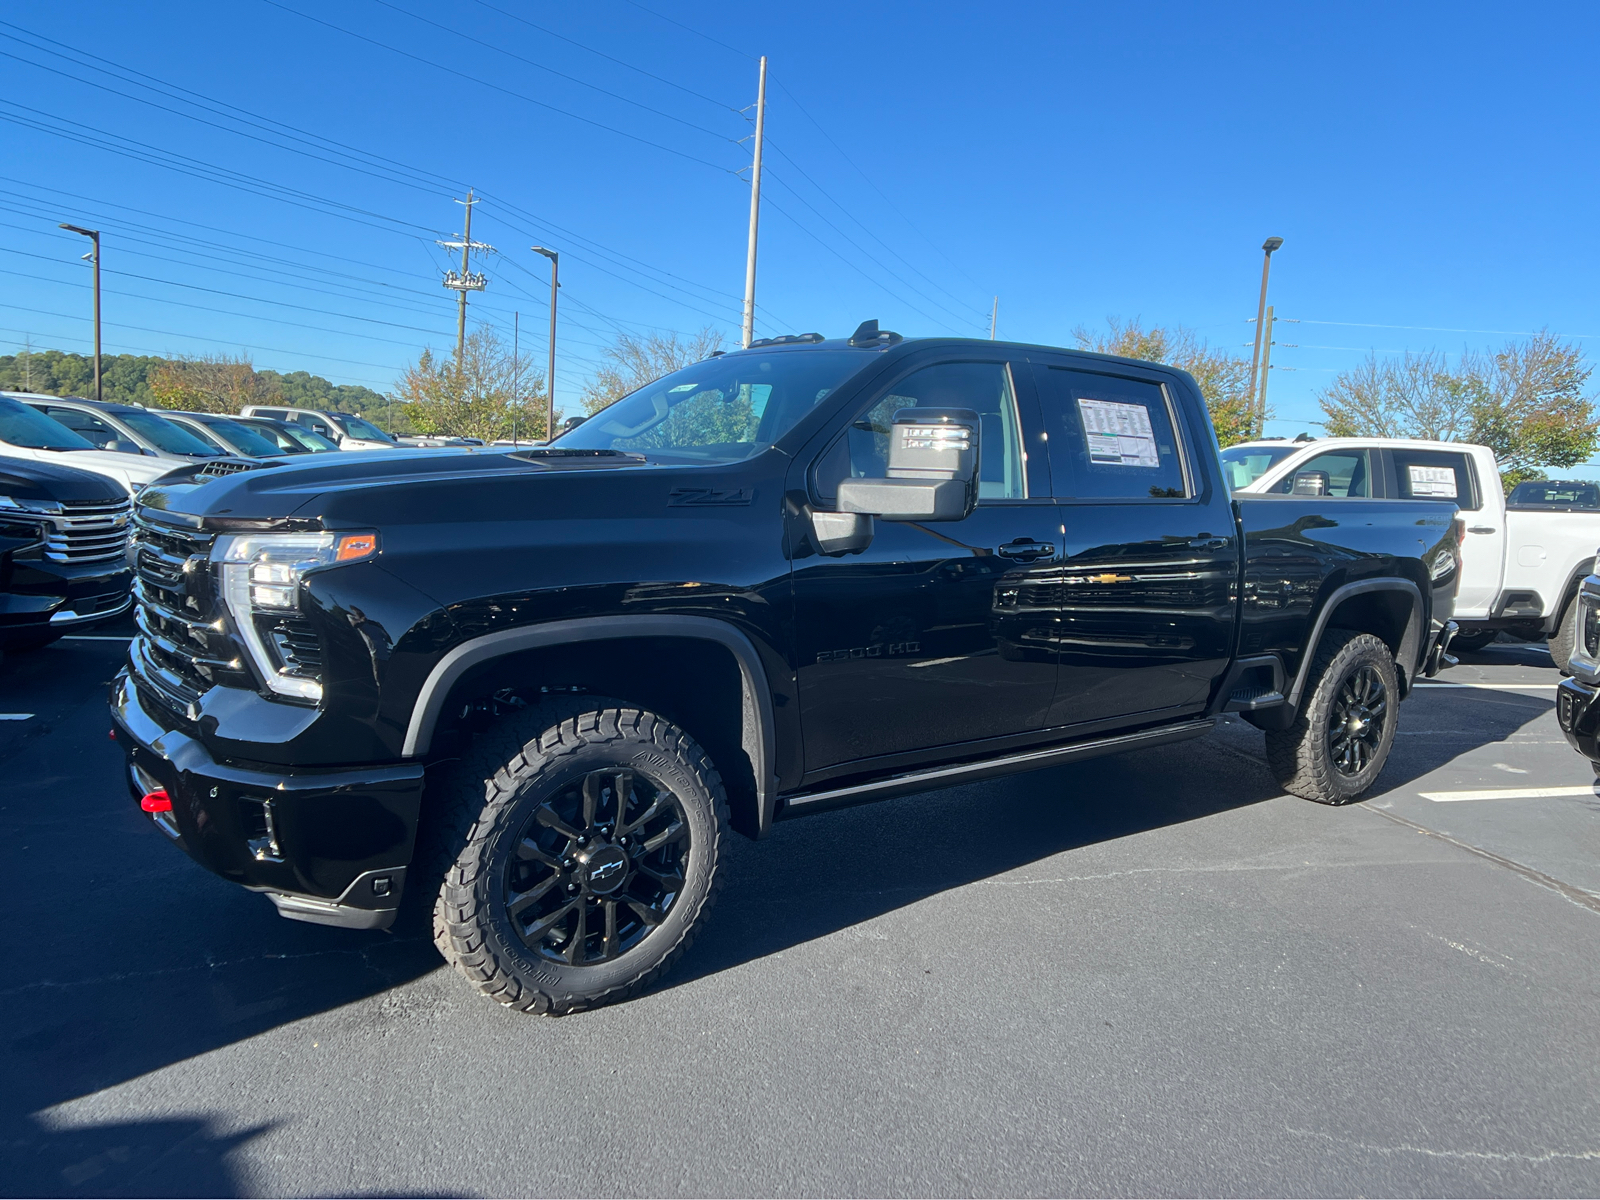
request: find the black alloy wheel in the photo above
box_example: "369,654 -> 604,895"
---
505,768 -> 690,965
1327,662 -> 1388,776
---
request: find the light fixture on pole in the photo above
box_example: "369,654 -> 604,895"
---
1247,236 -> 1283,437
59,223 -> 101,402
531,247 -> 559,442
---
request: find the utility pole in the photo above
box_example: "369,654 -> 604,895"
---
740,55 -> 768,349
1257,305 -> 1277,422
22,335 -> 31,390
1246,236 -> 1283,438
59,223 -> 101,401
990,297 -> 998,340
532,247 -> 559,441
512,310 -> 520,447
439,192 -> 492,365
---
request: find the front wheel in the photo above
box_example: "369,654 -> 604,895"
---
1265,629 -> 1399,805
427,702 -> 727,1015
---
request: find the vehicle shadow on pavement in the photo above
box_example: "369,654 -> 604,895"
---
1368,686 -> 1556,793
669,728 -> 1287,990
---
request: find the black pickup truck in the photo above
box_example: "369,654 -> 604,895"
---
113,325 -> 1461,1014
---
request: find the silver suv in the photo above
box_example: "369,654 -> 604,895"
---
8,393 -> 221,463
238,405 -> 398,451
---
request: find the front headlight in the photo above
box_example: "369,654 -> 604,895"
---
211,531 -> 377,701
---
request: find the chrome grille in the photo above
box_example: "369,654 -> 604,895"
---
44,497 -> 132,564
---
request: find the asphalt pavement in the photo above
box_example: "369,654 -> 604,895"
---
2,624 -> 1597,1197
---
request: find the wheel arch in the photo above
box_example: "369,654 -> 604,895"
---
1286,578 -> 1425,707
1544,556 -> 1596,634
404,616 -> 779,838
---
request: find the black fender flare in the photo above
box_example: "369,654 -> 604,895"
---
402,615 -> 780,837
1287,578 -> 1425,707
1546,557 -> 1596,634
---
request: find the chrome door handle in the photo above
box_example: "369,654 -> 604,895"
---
1468,526 -> 1496,534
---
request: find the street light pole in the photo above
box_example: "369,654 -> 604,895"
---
531,247 -> 559,442
740,55 -> 767,349
59,223 -> 101,401
1247,236 -> 1283,438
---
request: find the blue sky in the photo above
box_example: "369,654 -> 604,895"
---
3,1 -> 1598,461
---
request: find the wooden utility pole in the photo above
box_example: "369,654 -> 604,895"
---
439,192 -> 492,365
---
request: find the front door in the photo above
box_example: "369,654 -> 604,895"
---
1027,360 -> 1239,729
791,356 -> 1061,778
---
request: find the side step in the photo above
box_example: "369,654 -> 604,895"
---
778,719 -> 1215,819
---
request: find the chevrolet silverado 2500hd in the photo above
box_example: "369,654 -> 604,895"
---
113,325 -> 1461,1014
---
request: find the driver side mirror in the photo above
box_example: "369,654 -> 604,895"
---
836,407 -> 979,522
109,438 -> 141,455
1290,469 -> 1329,497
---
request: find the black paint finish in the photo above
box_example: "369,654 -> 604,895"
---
109,336 -> 1459,912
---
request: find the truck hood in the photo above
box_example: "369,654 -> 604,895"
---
135,447 -> 659,526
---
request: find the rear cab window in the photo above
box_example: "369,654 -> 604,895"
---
1387,448 -> 1480,511
1030,365 -> 1190,500
1274,450 -> 1372,497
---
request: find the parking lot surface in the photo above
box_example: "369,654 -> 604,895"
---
2,625 -> 1598,1197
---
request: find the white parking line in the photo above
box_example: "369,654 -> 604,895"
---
1414,682 -> 1559,690
1420,785 -> 1598,802
0,714 -> 33,721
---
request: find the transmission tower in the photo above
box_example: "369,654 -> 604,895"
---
438,191 -> 495,363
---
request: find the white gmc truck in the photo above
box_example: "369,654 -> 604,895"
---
1224,437 -> 1600,667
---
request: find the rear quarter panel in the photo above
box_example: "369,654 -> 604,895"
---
1501,508 -> 1600,617
1236,495 -> 1458,682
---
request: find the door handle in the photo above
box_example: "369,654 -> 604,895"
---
997,538 -> 1055,561
1468,526 -> 1496,534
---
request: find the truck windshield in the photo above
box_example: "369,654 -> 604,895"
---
552,350 -> 872,463
335,415 -> 394,443
118,410 -> 218,456
0,397 -> 97,451
1220,443 -> 1297,489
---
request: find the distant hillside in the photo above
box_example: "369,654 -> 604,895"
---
0,348 -> 393,423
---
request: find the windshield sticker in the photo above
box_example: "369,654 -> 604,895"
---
1077,398 -> 1159,468
1408,465 -> 1458,498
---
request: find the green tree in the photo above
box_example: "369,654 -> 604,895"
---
391,327 -> 546,442
1072,318 -> 1256,447
1317,331 -> 1598,491
579,326 -> 725,415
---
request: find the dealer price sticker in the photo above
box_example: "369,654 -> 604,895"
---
1078,397 -> 1160,468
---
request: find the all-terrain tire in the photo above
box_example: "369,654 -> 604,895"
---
420,700 -> 727,1015
1549,593 -> 1577,675
1265,629 -> 1399,805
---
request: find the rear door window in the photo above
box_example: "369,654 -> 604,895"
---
1274,450 -> 1371,497
1031,366 -> 1189,499
1389,449 -> 1479,511
45,406 -> 117,446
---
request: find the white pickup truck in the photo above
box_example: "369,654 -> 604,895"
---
1223,437 -> 1600,666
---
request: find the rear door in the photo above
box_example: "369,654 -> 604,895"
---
1028,360 -> 1238,729
791,354 -> 1062,776
1383,446 -> 1500,617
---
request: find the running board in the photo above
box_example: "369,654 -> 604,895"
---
778,718 -> 1215,819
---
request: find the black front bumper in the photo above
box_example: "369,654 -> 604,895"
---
1557,676 -> 1600,767
111,670 -> 426,930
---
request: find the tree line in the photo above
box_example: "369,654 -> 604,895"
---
0,346 -> 393,427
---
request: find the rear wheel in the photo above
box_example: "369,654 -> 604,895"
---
1266,629 -> 1399,805
1549,594 -> 1577,674
424,701 -> 727,1015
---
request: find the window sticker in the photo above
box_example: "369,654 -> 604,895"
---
1408,464 -> 1458,498
1077,397 -> 1160,468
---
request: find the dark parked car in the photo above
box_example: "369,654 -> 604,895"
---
0,456 -> 132,652
112,324 -> 1461,1015
237,417 -> 341,455
1507,479 -> 1600,511
159,412 -> 290,460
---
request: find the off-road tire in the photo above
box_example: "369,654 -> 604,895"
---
421,699 -> 727,1015
1549,594 -> 1577,675
1265,629 -> 1399,805
1448,628 -> 1499,653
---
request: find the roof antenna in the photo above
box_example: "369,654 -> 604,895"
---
848,319 -> 880,347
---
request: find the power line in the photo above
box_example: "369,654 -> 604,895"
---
618,0 -> 756,60
256,0 -> 743,174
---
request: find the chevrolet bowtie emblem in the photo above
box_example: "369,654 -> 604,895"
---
1066,573 -> 1132,584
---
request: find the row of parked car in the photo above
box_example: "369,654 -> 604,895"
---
0,392 -> 417,656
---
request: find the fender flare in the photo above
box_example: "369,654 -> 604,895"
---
402,615 -> 780,837
1287,578 -> 1425,707
1545,556 -> 1596,634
